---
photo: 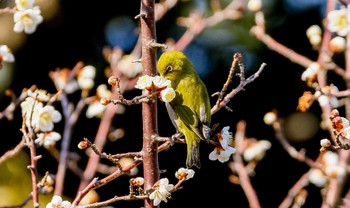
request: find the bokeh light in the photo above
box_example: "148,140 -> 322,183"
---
35,0 -> 60,21
0,14 -> 26,51
104,16 -> 138,52
284,112 -> 320,143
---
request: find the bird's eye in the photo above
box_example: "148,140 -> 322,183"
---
165,65 -> 173,74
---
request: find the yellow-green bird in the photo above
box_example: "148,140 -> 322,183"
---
157,51 -> 211,168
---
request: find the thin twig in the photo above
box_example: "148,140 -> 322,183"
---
233,121 -> 262,208
0,138 -> 25,165
211,61 -> 266,115
0,194 -> 32,208
71,177 -> 99,207
278,171 -> 311,208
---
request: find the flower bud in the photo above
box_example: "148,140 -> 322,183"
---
320,138 -> 331,147
309,34 -> 322,46
247,0 -> 262,12
78,140 -> 89,149
306,25 -> 322,38
100,98 -> 111,106
329,36 -> 346,53
263,111 -> 277,125
108,76 -> 119,86
130,177 -> 144,187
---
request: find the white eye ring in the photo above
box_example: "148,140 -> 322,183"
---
166,65 -> 173,74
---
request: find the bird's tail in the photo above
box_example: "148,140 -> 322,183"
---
186,133 -> 201,168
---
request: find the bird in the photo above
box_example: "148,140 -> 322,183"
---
157,50 -> 211,168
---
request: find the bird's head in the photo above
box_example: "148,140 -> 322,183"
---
157,51 -> 193,82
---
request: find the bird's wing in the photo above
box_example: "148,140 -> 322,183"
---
168,98 -> 207,141
165,102 -> 180,131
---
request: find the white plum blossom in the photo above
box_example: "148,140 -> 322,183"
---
15,0 -> 35,10
309,169 -> 328,187
219,126 -> 233,148
159,87 -> 176,102
96,84 -> 112,98
27,89 -> 50,102
20,97 -> 45,129
35,131 -> 61,148
209,126 -> 236,163
309,151 -> 346,187
175,168 -> 195,180
243,140 -> 271,162
135,75 -> 171,90
21,97 -> 41,115
333,116 -> 350,140
33,105 -> 62,132
78,65 -> 96,90
152,76 -> 171,89
135,75 -> 154,90
322,151 -> 346,178
317,85 -> 339,108
135,75 -> 175,102
301,62 -> 321,82
117,54 -> 143,78
325,165 -> 346,179
318,95 -> 339,108
86,102 -> 107,118
149,178 -> 174,206
46,195 -> 71,208
319,151 -> 346,180
322,151 -> 339,166
327,5 -> 350,36
86,84 -> 112,118
80,65 -> 96,79
343,126 -> 350,140
49,69 -> 79,94
209,147 -> 235,163
0,45 -> 15,63
14,6 -> 43,34
78,77 -> 94,90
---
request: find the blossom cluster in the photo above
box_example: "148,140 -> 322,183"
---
209,126 -> 236,163
149,167 -> 194,206
329,109 -> 350,140
135,75 -> 176,102
20,89 -> 62,148
13,0 -> 43,34
309,151 -> 346,187
46,195 -> 71,208
304,4 -> 350,55
49,64 -> 114,118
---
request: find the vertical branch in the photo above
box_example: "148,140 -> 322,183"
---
21,118 -> 39,208
139,0 -> 159,208
321,1 -> 349,207
56,94 -> 86,195
54,92 -> 74,196
27,133 -> 39,208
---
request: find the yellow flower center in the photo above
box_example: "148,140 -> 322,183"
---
338,15 -> 347,27
21,14 -> 34,27
19,0 -> 28,8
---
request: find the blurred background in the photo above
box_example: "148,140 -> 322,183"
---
0,0 -> 335,207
